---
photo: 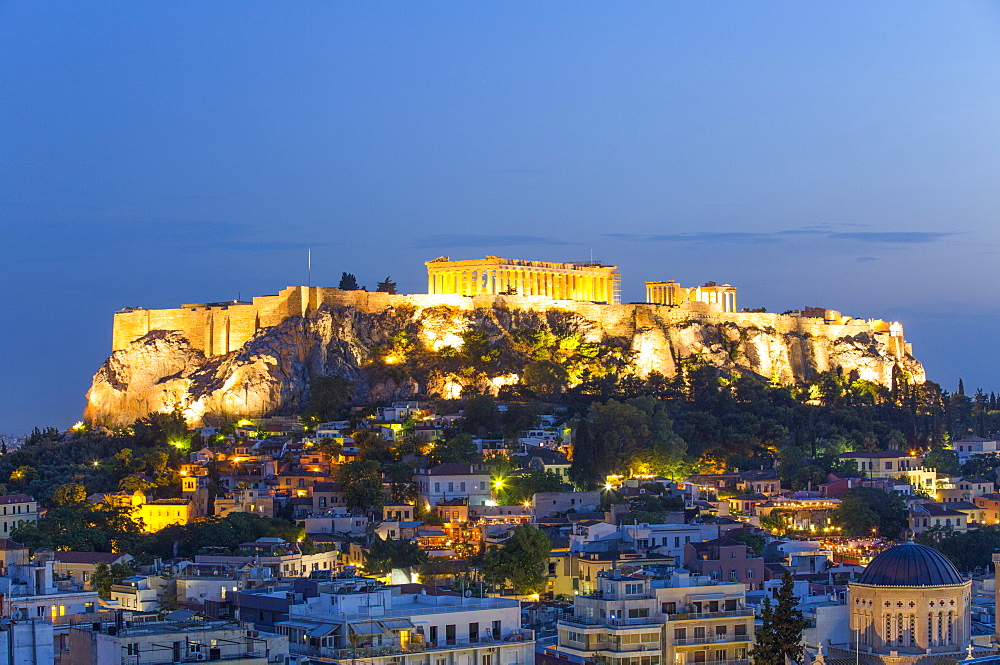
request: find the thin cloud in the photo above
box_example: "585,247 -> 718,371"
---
607,228 -> 957,246
411,234 -> 582,249
829,232 -> 955,243
856,256 -> 878,263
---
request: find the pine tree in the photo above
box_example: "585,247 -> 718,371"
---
958,378 -> 965,395
568,419 -> 601,490
749,597 -> 780,665
339,272 -> 360,290
376,276 -> 397,294
751,571 -> 809,664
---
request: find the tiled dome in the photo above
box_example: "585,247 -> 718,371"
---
856,543 -> 963,587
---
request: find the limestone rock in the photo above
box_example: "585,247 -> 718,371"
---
85,301 -> 925,427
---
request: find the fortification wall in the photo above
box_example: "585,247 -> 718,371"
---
112,286 -> 911,363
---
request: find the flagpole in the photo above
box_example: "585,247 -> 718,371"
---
308,249 -> 312,287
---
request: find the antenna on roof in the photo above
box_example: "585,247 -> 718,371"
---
308,249 -> 312,288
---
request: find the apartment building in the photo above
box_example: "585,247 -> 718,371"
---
274,576 -> 535,665
556,567 -> 753,665
0,494 -> 38,536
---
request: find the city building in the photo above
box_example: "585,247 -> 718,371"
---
273,576 -> 535,665
0,494 -> 39,537
556,567 -> 753,665
951,437 -> 1000,464
426,256 -> 621,303
683,533 -> 766,590
66,614 -> 288,664
836,451 -> 936,492
826,543 -> 975,664
414,463 -> 492,508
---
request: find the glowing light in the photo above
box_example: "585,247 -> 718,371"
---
92,461 -> 100,467
604,483 -> 613,491
71,421 -> 86,431
384,355 -> 399,364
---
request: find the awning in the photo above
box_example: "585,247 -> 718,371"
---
350,621 -> 385,636
381,619 -> 415,631
686,593 -> 730,602
308,624 -> 338,638
279,620 -> 322,632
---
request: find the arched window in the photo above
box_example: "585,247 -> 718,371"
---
897,614 -> 904,646
928,613 -> 934,646
947,612 -> 954,645
909,615 -> 916,646
886,614 -> 892,644
938,612 -> 944,646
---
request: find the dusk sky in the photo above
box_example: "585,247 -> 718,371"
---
3,2 -> 1000,434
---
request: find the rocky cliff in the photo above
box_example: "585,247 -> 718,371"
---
85,297 -> 925,427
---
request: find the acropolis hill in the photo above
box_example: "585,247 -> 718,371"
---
86,256 -> 925,427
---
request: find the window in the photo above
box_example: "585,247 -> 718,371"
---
492,620 -> 501,638
624,583 -> 642,595
469,623 -> 479,641
460,482 -> 466,492
628,609 -> 649,619
747,568 -> 754,579
429,626 -> 438,643
715,625 -> 727,636
694,627 -> 706,640
674,628 -> 686,640
886,462 -> 893,470
434,483 -> 441,493
735,624 -> 747,636
714,650 -> 726,661
127,643 -> 139,656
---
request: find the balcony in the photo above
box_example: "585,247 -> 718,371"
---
295,630 -> 535,660
668,609 -> 754,621
672,634 -> 751,647
559,614 -> 665,629
580,591 -> 657,601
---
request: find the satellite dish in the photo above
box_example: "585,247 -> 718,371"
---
465,590 -> 473,597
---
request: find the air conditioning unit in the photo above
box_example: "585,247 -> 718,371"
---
194,653 -> 208,662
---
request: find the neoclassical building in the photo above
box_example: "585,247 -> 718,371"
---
832,543 -> 972,665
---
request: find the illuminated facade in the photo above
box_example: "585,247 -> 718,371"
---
831,543 -> 974,665
426,256 -> 621,303
645,281 -> 737,313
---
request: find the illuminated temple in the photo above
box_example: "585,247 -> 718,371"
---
646,280 -> 737,312
426,256 -> 621,304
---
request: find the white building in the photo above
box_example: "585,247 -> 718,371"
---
414,463 -> 492,507
952,437 -> 1000,464
275,576 -> 535,665
556,567 -> 753,665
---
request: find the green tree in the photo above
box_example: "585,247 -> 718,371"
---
522,360 -> 569,395
427,434 -> 479,466
335,460 -> 385,514
91,561 -> 136,598
304,375 -> 354,422
52,482 -> 87,506
922,448 -> 961,475
750,572 -> 808,664
728,529 -> 766,557
364,536 -> 428,574
339,272 -> 360,290
481,524 -> 551,595
832,487 -> 907,538
569,419 -> 601,489
376,276 -> 397,294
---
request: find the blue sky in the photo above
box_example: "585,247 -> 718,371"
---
3,2 -> 1000,433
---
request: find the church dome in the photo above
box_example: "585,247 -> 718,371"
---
855,543 -> 964,587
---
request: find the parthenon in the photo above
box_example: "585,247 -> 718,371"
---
426,256 -> 621,304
